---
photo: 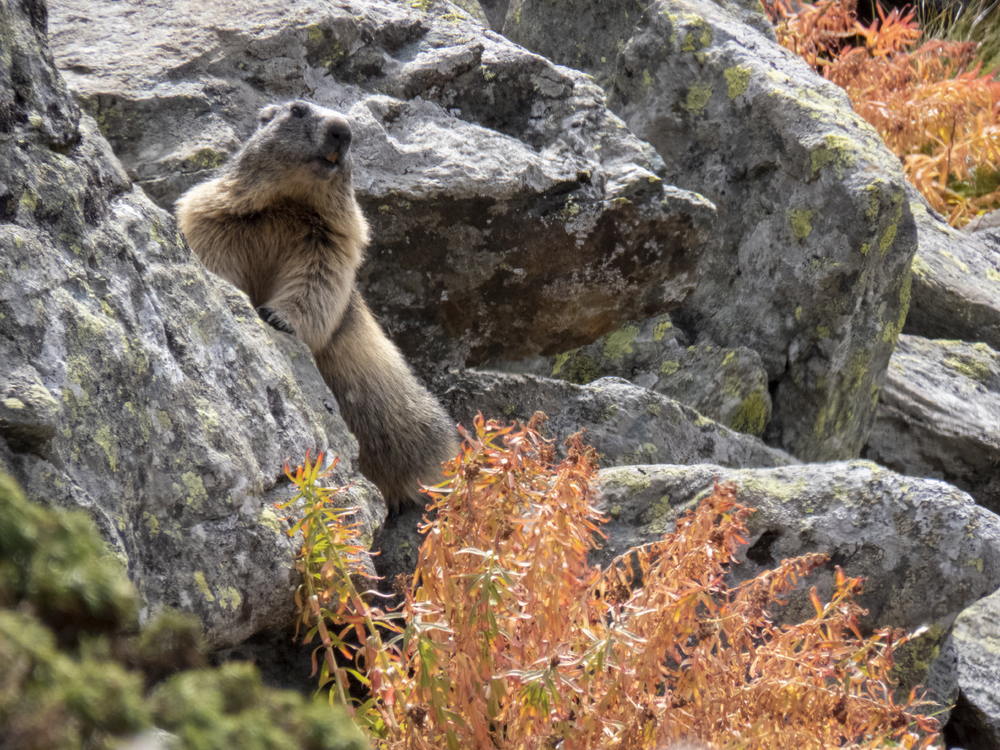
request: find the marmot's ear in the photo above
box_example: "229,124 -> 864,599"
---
258,105 -> 279,127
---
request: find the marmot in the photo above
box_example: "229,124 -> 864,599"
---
175,100 -> 459,513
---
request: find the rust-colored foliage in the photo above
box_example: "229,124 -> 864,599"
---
282,417 -> 940,749
764,0 -> 1000,226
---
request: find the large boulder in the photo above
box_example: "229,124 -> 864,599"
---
596,461 -> 1000,699
437,370 -> 794,469
863,334 -> 1000,514
0,0 -> 380,649
480,314 -> 773,435
376,369 -> 793,589
943,587 -> 1000,750
501,0 -> 918,464
904,187 -> 1000,353
49,0 -> 714,374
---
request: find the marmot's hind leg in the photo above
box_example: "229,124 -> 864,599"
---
314,290 -> 459,513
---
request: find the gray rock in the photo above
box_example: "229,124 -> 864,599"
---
504,0 -> 774,91
945,587 -> 1000,750
375,368 -> 792,590
436,370 -> 793,468
0,0 -> 382,650
607,0 -> 917,464
596,461 -> 1000,698
49,0 -> 715,375
863,334 -> 1000,515
904,187 -> 1000,353
481,315 -> 773,435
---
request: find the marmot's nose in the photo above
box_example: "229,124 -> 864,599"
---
325,118 -> 352,157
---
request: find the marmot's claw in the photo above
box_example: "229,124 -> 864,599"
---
257,306 -> 296,335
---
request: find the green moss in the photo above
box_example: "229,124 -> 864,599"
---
788,208 -> 813,239
603,323 -> 640,361
730,391 -> 769,437
150,663 -> 367,750
723,65 -> 751,99
685,82 -> 713,114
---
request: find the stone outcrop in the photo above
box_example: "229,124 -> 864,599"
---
904,186 -> 1000,353
437,370 -> 794,469
863,334 -> 1000,514
480,314 -> 772,436
942,587 -> 1000,750
0,0 -> 381,650
49,0 -> 714,374
501,0 -> 918,465
596,461 -> 1000,701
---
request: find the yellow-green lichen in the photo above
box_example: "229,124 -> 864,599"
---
645,494 -> 675,535
986,268 -> 1000,283
795,306 -> 802,322
181,472 -> 208,509
685,82 -> 713,114
730,390 -> 769,436
723,65 -> 751,99
680,20 -> 713,51
259,506 -> 283,536
552,352 -> 570,376
940,249 -> 970,273
652,318 -> 672,341
788,208 -> 813,239
94,425 -> 118,471
218,586 -> 241,611
603,323 -> 639,361
810,135 -> 856,179
194,571 -> 215,602
944,353 -> 991,383
143,512 -> 160,536
646,402 -> 661,417
817,325 -> 830,339
660,360 -> 680,376
304,23 -> 323,43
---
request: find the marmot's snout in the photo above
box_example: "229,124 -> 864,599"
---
323,117 -> 352,161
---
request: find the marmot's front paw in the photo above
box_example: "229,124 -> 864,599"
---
257,306 -> 296,335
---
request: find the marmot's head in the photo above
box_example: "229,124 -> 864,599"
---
229,100 -> 356,204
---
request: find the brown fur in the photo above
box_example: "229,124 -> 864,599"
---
176,100 -> 458,512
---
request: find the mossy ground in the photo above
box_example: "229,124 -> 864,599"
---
0,472 -> 368,750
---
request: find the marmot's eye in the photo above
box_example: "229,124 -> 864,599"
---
290,104 -> 307,118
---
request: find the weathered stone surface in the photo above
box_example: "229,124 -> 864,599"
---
943,587 -> 1000,750
608,0 -> 916,464
480,314 -> 772,435
504,0 -> 774,91
376,368 -> 792,591
596,461 -> 1000,697
904,186 -> 1000,353
863,334 -> 1000,514
436,370 -> 793,468
502,0 -> 917,463
0,0 -> 381,650
49,0 -> 714,375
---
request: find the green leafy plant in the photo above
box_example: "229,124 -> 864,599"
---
283,416 -> 941,749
